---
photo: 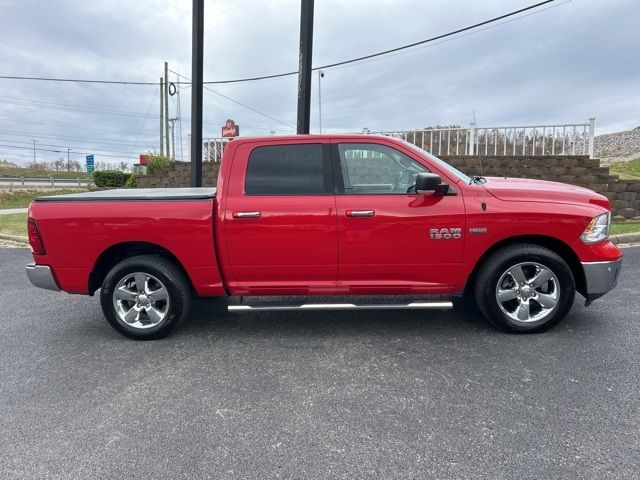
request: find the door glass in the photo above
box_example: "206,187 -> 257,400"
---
338,143 -> 428,194
245,144 -> 331,195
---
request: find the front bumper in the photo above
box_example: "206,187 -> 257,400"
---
582,258 -> 622,305
25,263 -> 60,291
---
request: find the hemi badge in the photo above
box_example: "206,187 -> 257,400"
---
469,227 -> 487,234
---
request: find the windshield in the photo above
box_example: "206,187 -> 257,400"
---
399,139 -> 472,184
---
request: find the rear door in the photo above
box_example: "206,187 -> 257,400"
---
222,140 -> 338,294
333,140 -> 466,294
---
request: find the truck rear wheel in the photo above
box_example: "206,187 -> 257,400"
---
99,255 -> 191,340
474,244 -> 575,333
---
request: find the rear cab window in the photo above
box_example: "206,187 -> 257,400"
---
245,144 -> 333,195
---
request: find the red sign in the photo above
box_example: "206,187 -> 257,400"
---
139,154 -> 148,166
221,119 -> 239,138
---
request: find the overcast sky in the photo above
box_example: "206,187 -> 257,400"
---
0,0 -> 638,166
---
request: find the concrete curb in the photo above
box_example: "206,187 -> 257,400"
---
610,232 -> 640,245
0,233 -> 28,244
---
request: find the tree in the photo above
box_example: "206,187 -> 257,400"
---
53,158 -> 65,172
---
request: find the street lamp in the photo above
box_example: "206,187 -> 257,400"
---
318,70 -> 324,133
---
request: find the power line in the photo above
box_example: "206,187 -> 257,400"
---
0,96 -> 154,118
0,129 -> 156,148
169,69 -> 294,129
0,1 -> 559,87
196,0 -> 560,84
326,0 -> 571,73
130,88 -> 159,154
0,143 -> 138,159
0,76 -> 157,85
0,93 -> 293,132
0,138 -> 153,156
203,84 -> 294,129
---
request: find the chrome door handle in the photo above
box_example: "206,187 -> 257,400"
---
346,210 -> 375,217
233,211 -> 261,218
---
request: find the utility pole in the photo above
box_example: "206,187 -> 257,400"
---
296,0 -> 314,134
164,62 -> 170,158
175,73 -> 184,161
169,118 -> 177,160
160,78 -> 165,156
318,70 -> 324,133
32,140 -> 37,163
190,0 -> 204,187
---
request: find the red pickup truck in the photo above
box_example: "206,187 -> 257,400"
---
26,135 -> 622,339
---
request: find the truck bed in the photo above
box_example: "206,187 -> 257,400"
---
34,188 -> 217,202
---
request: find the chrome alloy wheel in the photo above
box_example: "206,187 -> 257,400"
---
112,272 -> 170,329
495,262 -> 559,324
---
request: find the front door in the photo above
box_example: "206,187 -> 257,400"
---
333,141 -> 466,294
223,141 -> 338,295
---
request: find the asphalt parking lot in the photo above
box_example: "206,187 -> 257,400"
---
1,246 -> 638,479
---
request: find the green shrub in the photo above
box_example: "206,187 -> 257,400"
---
147,155 -> 173,174
124,173 -> 138,188
93,170 -> 129,188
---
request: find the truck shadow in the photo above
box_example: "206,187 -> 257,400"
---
177,297 -> 591,340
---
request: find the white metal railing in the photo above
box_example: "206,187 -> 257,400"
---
199,119 -> 596,161
368,118 -> 596,158
203,137 -> 232,162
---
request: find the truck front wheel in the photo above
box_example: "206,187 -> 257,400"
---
474,244 -> 575,333
99,255 -> 191,340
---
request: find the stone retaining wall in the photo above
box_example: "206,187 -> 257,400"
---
441,155 -> 640,220
136,157 -> 640,219
136,162 -> 220,189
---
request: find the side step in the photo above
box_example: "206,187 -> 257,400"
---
228,301 -> 452,312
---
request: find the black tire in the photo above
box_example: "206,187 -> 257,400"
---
100,255 -> 191,340
474,244 -> 575,333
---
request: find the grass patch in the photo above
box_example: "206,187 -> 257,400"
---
0,213 -> 27,237
0,189 -> 86,209
609,158 -> 640,180
611,222 -> 640,236
0,166 -> 91,179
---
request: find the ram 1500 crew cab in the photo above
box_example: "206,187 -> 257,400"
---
26,135 -> 622,339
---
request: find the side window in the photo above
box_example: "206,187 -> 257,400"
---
338,143 -> 428,194
245,144 -> 332,195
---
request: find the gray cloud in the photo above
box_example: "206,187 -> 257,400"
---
0,0 -> 638,165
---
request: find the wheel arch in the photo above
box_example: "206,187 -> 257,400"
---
462,235 -> 586,298
88,242 -> 195,295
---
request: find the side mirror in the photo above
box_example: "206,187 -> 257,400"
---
415,172 -> 449,195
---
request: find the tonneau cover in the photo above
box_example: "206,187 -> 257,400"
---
34,187 -> 217,202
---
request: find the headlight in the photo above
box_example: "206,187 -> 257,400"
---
580,212 -> 610,244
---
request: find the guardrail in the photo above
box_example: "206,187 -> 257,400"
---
0,177 -> 89,187
368,119 -> 596,158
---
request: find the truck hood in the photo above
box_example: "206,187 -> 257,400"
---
481,177 -> 610,210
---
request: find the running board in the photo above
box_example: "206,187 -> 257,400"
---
228,301 -> 453,312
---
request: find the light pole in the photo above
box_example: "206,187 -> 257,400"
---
318,70 -> 324,133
